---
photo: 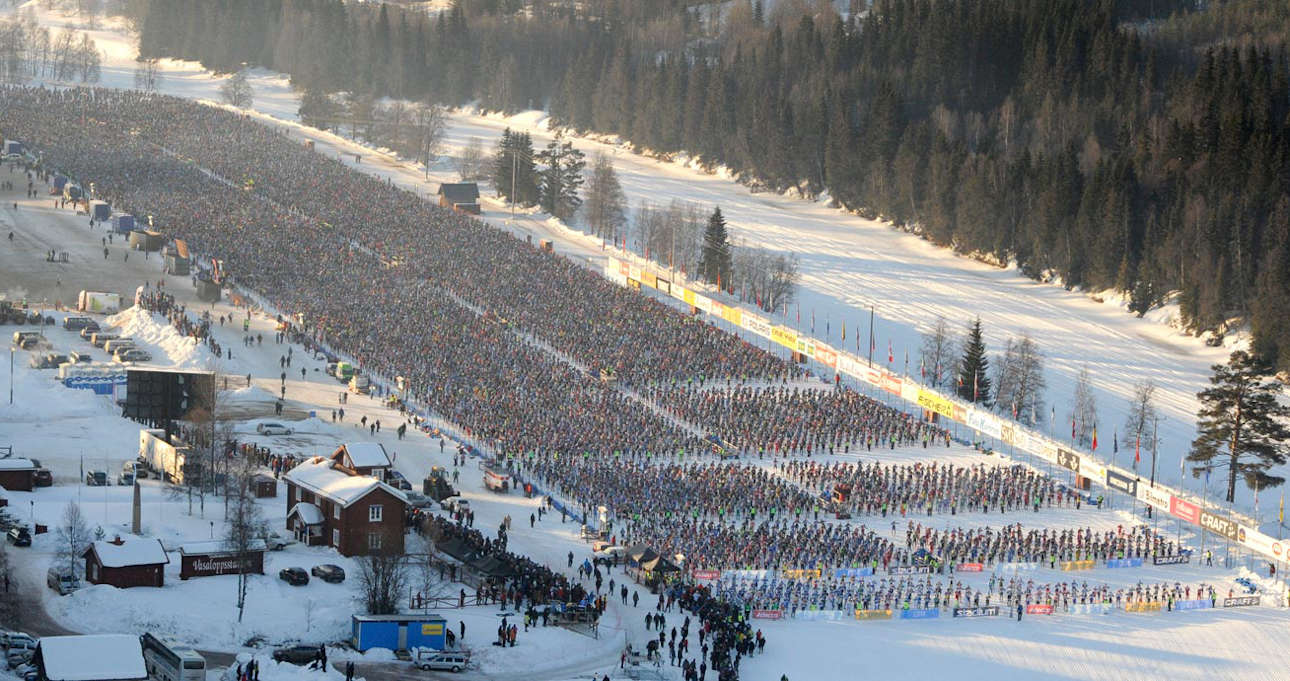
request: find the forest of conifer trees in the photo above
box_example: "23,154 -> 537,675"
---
132,0 -> 1290,370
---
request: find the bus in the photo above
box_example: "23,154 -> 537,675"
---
141,633 -> 205,681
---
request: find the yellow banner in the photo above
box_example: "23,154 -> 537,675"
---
771,326 -> 797,350
421,623 -> 444,635
781,568 -> 822,580
855,609 -> 893,621
1126,601 -> 1162,613
917,389 -> 954,418
1059,560 -> 1096,571
683,289 -> 696,305
641,271 -> 657,289
723,306 -> 742,326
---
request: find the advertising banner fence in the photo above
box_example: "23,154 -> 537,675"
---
1069,603 -> 1113,616
1059,560 -> 1097,571
751,609 -> 783,620
1025,604 -> 1054,615
888,565 -> 932,576
957,563 -> 985,573
1152,555 -> 1190,566
1104,558 -> 1144,569
952,606 -> 1000,618
1224,596 -> 1260,608
855,609 -> 893,621
1126,601 -> 1163,613
1173,599 -> 1211,611
899,608 -> 940,620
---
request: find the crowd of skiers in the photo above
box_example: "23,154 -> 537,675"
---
903,522 -> 1182,566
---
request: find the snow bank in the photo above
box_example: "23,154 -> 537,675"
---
106,306 -> 214,369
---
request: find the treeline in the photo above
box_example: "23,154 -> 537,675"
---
134,0 -> 1290,370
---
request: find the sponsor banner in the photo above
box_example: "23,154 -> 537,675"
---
795,337 -> 815,358
781,568 -> 822,580
1025,604 -> 1054,615
1199,510 -> 1241,542
641,271 -> 658,289
863,366 -> 884,388
656,278 -> 671,295
1173,599 -> 1211,612
1224,596 -> 1260,608
722,305 -> 741,327
917,389 -> 955,419
670,282 -> 688,301
1081,459 -> 1107,484
1169,497 -> 1199,524
1060,560 -> 1096,571
998,562 -> 1040,571
751,609 -> 783,620
742,313 -> 772,339
966,408 -> 1003,439
1056,448 -> 1081,473
957,563 -> 984,573
1239,528 -> 1284,560
628,264 -> 644,281
855,609 -> 893,621
952,606 -> 1000,618
833,567 -> 874,578
1142,485 -> 1172,511
1104,558 -> 1144,569
691,569 -> 720,581
901,381 -> 920,403
693,293 -> 714,314
605,270 -> 629,287
682,289 -> 696,306
1034,438 -> 1060,464
899,608 -> 940,620
951,404 -> 968,424
709,300 -> 724,319
813,344 -> 838,369
881,371 -> 902,396
1069,603 -> 1113,616
888,565 -> 932,576
1152,554 -> 1190,566
721,570 -> 776,581
771,325 -> 797,350
793,609 -> 846,622
1106,469 -> 1139,496
1125,601 -> 1163,613
1000,423 -> 1017,447
836,354 -> 865,379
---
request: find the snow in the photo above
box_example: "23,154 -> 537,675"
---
0,458 -> 37,470
88,538 -> 170,568
287,502 -> 324,526
180,540 -> 266,556
37,634 -> 146,681
282,457 -> 405,507
105,306 -> 216,370
338,443 -> 390,470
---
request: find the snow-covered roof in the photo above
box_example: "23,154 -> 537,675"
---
288,502 -> 325,525
179,539 -> 266,555
38,634 -> 147,681
341,442 -> 391,469
0,458 -> 36,470
85,538 -> 169,567
285,457 -> 406,508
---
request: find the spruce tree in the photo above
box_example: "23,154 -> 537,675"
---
698,207 -> 732,287
1187,351 -> 1290,503
538,137 -> 585,222
957,318 -> 990,404
492,129 -> 538,207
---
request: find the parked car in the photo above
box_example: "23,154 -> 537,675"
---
46,567 -> 80,595
593,545 -> 627,563
256,422 -> 293,436
121,461 -> 146,480
271,644 -> 323,665
1,632 -> 36,649
117,471 -> 134,486
33,469 -> 52,487
85,470 -> 107,486
102,338 -> 134,355
78,323 -> 102,340
17,334 -> 46,350
310,564 -> 345,583
29,353 -> 67,369
387,470 -> 412,491
403,492 -> 435,509
264,531 -> 297,551
6,527 -> 30,547
90,333 -> 119,348
440,497 -> 470,513
114,349 -> 152,363
6,644 -> 35,668
68,351 -> 93,363
413,649 -> 469,673
62,316 -> 93,331
278,567 -> 309,586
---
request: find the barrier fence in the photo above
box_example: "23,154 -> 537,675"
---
602,255 -> 1287,566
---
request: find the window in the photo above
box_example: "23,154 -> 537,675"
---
368,505 -> 383,522
333,504 -> 340,520
332,529 -> 340,546
368,532 -> 382,551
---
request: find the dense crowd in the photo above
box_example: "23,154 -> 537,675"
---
903,522 -> 1181,566
780,459 -> 1079,516
643,384 -> 951,456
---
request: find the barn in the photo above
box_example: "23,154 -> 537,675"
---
83,537 -> 169,588
0,458 -> 37,492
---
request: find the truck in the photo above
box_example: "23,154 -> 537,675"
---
89,200 -> 111,222
51,175 -> 68,192
3,139 -> 23,157
483,467 -> 510,493
111,214 -> 135,234
335,361 -> 355,382
164,254 -> 190,275
77,291 -> 121,314
348,374 -> 370,394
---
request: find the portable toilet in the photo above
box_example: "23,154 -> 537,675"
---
90,200 -> 111,222
351,614 -> 446,652
112,214 -> 135,234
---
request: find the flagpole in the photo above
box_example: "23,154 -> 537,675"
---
867,306 -> 874,367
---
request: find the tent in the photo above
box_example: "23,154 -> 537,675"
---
640,556 -> 681,573
627,544 -> 659,564
469,555 -> 518,579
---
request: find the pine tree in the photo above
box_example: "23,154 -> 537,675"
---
698,207 -> 732,287
492,129 -> 537,207
1188,351 -> 1290,503
538,137 -> 585,222
956,318 -> 990,404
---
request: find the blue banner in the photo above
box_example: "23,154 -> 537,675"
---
1174,599 -> 1211,611
900,608 -> 940,620
1105,558 -> 1144,569
833,567 -> 874,578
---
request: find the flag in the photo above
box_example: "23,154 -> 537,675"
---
826,316 -> 830,336
1279,490 -> 1284,524
1091,423 -> 1098,451
1113,429 -> 1118,455
1071,417 -> 1076,440
796,303 -> 800,325
972,370 -> 979,403
841,320 -> 846,342
811,309 -> 815,334
887,340 -> 893,364
920,357 -> 925,379
1255,480 -> 1260,514
1134,435 -> 1141,465
1011,402 -> 1017,419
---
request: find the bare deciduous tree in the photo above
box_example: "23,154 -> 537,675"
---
357,529 -> 408,615
919,316 -> 956,388
583,152 -> 626,239
456,136 -> 487,182
1073,365 -> 1098,448
223,454 -> 266,622
133,57 -> 160,92
220,69 -> 253,109
992,334 -> 1045,425
1122,379 -> 1157,456
54,501 -> 92,580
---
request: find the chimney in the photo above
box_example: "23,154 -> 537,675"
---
111,535 -> 125,545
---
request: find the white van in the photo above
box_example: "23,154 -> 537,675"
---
413,649 -> 469,672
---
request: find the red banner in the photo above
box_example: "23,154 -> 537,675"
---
957,563 -> 984,572
691,570 -> 720,581
1025,604 -> 1054,615
751,609 -> 783,620
1170,497 -> 1199,524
